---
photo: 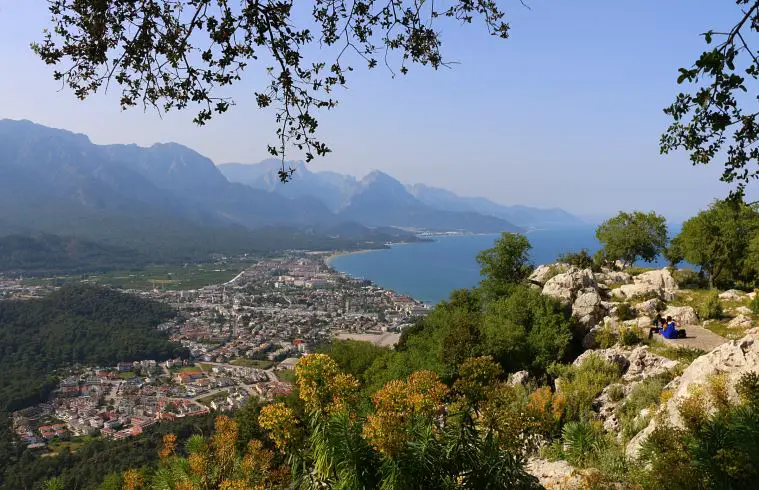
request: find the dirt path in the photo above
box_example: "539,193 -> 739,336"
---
662,324 -> 728,352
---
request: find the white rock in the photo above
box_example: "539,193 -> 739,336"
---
735,306 -> 753,315
720,289 -> 745,301
628,335 -> 759,459
618,282 -> 660,300
634,268 -> 678,292
572,288 -> 604,326
661,306 -> 699,326
526,458 -> 585,489
637,316 -> 653,330
542,267 -> 596,304
529,264 -> 565,286
508,370 -> 530,386
594,270 -> 632,286
623,346 -> 678,382
728,314 -> 753,330
634,298 -> 660,318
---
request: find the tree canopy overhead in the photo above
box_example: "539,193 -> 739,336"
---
32,0 -> 510,180
661,0 -> 759,195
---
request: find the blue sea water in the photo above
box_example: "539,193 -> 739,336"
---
329,226 -> 675,305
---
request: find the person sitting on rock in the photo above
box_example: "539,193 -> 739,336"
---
661,316 -> 687,339
648,313 -> 665,339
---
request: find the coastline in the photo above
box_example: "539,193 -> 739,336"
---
324,248 -> 382,267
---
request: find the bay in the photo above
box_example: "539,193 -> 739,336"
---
328,226 -> 675,305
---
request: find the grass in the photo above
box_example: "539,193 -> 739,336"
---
47,437 -> 90,455
616,372 -> 674,440
198,363 -> 214,372
119,371 -> 137,379
230,359 -> 274,369
667,288 -> 756,339
21,261 -> 251,291
647,339 -> 706,364
276,370 -> 297,384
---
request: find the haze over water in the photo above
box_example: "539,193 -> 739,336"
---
329,227 -> 674,304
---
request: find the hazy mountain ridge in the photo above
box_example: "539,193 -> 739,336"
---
218,162 -> 583,230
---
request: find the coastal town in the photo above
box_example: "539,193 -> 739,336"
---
0,252 -> 430,452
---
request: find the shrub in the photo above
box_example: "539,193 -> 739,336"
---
551,354 -> 622,421
596,324 -> 618,349
620,327 -> 641,346
629,290 -> 660,302
751,293 -> 759,315
561,421 -> 606,467
615,302 -> 635,321
556,249 -> 596,271
607,384 -> 625,403
698,290 -> 723,320
616,372 -> 673,440
672,268 -> 706,289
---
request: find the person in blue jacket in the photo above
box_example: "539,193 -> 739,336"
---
661,316 -> 687,339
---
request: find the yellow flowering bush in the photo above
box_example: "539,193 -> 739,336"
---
258,402 -> 298,450
363,370 -> 448,456
295,353 -> 359,414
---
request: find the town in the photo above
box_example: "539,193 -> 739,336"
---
2,252 -> 430,452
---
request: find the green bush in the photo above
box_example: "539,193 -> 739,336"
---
551,354 -> 622,421
698,290 -> 723,320
561,421 -> 606,467
620,327 -> 641,346
751,293 -> 759,315
616,372 -> 673,440
672,269 -> 706,289
607,384 -> 625,403
615,302 -> 636,321
596,324 -> 618,349
556,249 -> 597,271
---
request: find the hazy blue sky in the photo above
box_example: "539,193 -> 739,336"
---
0,1 -> 748,221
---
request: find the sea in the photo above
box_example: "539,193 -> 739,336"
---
328,226 -> 676,305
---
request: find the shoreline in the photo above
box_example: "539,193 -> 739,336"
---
324,248 -> 383,267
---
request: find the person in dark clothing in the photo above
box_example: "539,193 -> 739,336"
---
649,313 -> 665,339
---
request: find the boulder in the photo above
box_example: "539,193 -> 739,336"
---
634,298 -> 661,318
508,370 -> 530,387
526,458 -> 586,489
661,306 -> 699,326
573,346 -> 630,372
728,314 -> 753,330
572,288 -> 604,326
634,268 -> 678,291
735,306 -> 753,316
582,325 -> 602,350
623,346 -> 678,382
637,315 -> 653,330
594,270 -> 632,286
616,282 -> 660,300
529,264 -> 565,286
628,335 -> 759,459
542,267 -> 596,304
719,289 -> 745,301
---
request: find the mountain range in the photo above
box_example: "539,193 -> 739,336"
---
0,119 -> 582,270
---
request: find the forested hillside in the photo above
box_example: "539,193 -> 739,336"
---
0,285 -> 185,411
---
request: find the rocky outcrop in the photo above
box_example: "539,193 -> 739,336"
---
611,268 -> 678,301
508,370 -> 530,386
526,458 -> 587,489
594,270 -> 632,286
661,305 -> 699,325
529,264 -> 564,286
573,346 -> 676,383
719,289 -> 745,301
628,333 -> 759,459
634,298 -> 661,318
728,314 -> 753,329
572,288 -> 604,326
542,267 -> 596,304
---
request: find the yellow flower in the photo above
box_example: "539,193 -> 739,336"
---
159,433 -> 177,459
259,402 -> 298,450
122,469 -> 144,490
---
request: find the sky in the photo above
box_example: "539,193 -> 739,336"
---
0,1 -> 750,222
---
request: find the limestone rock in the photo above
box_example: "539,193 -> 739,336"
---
719,289 -> 745,301
572,288 -> 604,326
637,316 -> 653,330
508,370 -> 530,386
582,325 -> 602,350
728,314 -> 753,330
616,282 -> 659,300
529,264 -> 565,286
594,270 -> 632,286
526,458 -> 585,489
634,298 -> 661,318
628,335 -> 759,459
634,268 -> 678,292
661,305 -> 699,326
623,346 -> 678,382
542,267 -> 596,304
573,347 -> 630,372
735,306 -> 753,315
